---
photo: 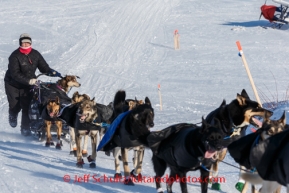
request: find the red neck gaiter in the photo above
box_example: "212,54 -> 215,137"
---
19,46 -> 32,55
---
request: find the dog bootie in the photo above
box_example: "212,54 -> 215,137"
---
235,182 -> 245,192
211,183 -> 221,190
9,114 -> 17,128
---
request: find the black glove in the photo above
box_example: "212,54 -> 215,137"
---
47,69 -> 62,77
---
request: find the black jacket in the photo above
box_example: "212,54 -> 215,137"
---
227,131 -> 262,169
150,124 -> 206,168
4,48 -> 51,88
256,129 -> 289,186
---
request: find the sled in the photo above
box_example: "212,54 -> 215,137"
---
260,0 -> 289,29
29,76 -> 70,142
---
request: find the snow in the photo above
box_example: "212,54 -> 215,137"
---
0,0 -> 288,192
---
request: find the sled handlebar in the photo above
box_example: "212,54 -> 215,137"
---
36,73 -> 47,78
36,73 -> 64,79
36,74 -> 81,79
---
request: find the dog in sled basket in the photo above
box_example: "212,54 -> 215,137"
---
29,74 -> 81,149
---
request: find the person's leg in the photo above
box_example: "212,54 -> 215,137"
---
19,87 -> 33,135
4,82 -> 21,127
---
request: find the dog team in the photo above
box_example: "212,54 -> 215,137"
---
5,33 -> 288,193
28,72 -> 287,193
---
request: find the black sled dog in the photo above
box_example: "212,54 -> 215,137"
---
204,89 -> 272,190
228,111 -> 287,193
97,90 -> 154,185
148,118 -> 225,193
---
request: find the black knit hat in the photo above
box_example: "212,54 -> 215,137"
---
19,33 -> 32,46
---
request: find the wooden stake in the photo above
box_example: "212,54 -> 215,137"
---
236,41 -> 262,193
236,41 -> 262,106
174,29 -> 180,50
158,84 -> 163,111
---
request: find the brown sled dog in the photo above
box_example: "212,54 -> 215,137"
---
74,97 -> 100,168
69,91 -> 91,156
44,97 -> 62,148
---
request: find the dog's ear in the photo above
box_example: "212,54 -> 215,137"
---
91,97 -> 96,105
134,97 -> 139,107
83,94 -> 90,100
241,89 -> 250,99
236,94 -> 246,106
200,116 -> 208,134
145,97 -> 151,106
219,99 -> 226,107
55,96 -> 60,104
73,91 -> 79,97
278,111 -> 286,126
65,75 -> 73,81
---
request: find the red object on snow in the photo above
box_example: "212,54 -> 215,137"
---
261,5 -> 277,22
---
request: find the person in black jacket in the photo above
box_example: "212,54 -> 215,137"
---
4,33 -> 61,136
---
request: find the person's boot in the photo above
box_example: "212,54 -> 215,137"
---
9,114 -> 18,128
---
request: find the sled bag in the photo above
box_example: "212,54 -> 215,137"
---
261,5 -> 277,22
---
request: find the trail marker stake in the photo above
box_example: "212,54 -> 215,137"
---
236,41 -> 262,106
236,41 -> 262,193
158,84 -> 163,111
174,29 -> 180,50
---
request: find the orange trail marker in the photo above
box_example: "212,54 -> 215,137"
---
158,84 -> 163,111
174,29 -> 180,50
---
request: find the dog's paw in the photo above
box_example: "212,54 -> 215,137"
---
114,173 -> 122,179
130,169 -> 142,182
76,159 -> 84,168
87,155 -> 94,162
55,144 -> 61,150
89,162 -> 96,168
211,182 -> 221,190
45,142 -> 54,147
235,182 -> 244,192
124,178 -> 134,186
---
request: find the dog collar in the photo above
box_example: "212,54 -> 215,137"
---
56,84 -> 65,92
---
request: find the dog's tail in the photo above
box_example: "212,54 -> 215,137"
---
113,90 -> 126,107
241,173 -> 263,185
